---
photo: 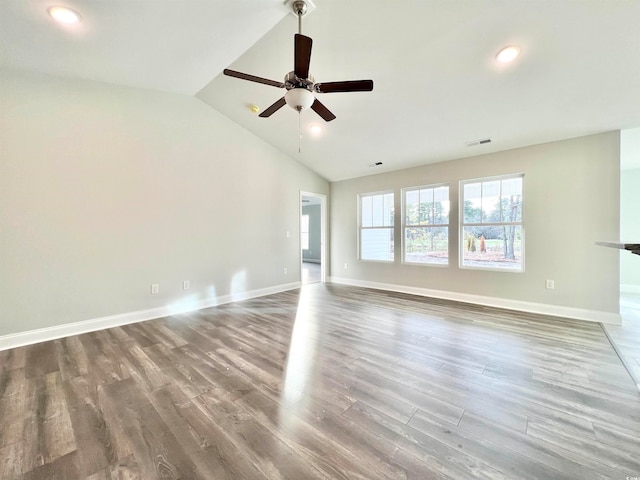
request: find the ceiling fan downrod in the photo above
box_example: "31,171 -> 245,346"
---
292,0 -> 307,34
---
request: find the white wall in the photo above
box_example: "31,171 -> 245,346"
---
0,69 -> 328,338
620,128 -> 640,292
330,132 -> 621,321
620,168 -> 640,291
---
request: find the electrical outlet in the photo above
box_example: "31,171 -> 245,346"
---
545,280 -> 555,290
151,283 -> 159,295
344,263 -> 348,270
283,267 -> 288,275
183,280 -> 190,290
286,231 -> 290,238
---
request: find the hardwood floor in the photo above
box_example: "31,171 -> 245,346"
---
1,283 -> 639,479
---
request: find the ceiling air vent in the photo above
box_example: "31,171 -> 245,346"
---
466,138 -> 492,147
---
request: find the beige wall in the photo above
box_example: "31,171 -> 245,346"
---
0,69 -> 328,337
330,132 -> 621,316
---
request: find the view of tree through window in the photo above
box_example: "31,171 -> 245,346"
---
461,175 -> 523,270
360,192 -> 394,261
403,185 -> 449,265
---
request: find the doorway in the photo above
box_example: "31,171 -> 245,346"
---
300,192 -> 326,285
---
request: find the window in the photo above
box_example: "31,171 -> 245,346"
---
359,191 -> 394,261
301,214 -> 309,251
403,184 -> 449,265
461,175 -> 524,271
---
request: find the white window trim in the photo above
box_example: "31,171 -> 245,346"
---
459,173 -> 525,273
401,183 -> 450,267
358,190 -> 395,263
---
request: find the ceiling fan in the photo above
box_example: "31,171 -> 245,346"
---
223,0 -> 373,122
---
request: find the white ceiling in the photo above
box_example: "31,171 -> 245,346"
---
0,0 -> 289,94
2,1 -> 640,181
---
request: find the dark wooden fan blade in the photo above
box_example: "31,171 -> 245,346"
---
315,79 -> 374,93
294,34 -> 313,79
311,99 -> 336,122
259,97 -> 287,118
223,69 -> 284,88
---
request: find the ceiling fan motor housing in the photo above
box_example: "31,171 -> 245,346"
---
284,71 -> 313,90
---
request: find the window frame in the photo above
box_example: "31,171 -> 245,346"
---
358,190 -> 395,263
459,173 -> 525,272
401,183 -> 450,267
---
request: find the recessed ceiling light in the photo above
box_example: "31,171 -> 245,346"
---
309,124 -> 322,136
496,45 -> 520,63
48,6 -> 82,24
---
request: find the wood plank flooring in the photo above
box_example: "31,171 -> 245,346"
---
302,261 -> 322,285
604,292 -> 640,386
1,283 -> 639,479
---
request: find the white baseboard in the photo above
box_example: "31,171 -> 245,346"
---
328,276 -> 622,325
0,281 -> 301,351
621,284 -> 640,294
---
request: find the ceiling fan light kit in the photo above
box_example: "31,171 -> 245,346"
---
285,87 -> 315,111
223,0 -> 373,123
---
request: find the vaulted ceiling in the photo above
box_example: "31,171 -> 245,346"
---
2,1 -> 640,181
